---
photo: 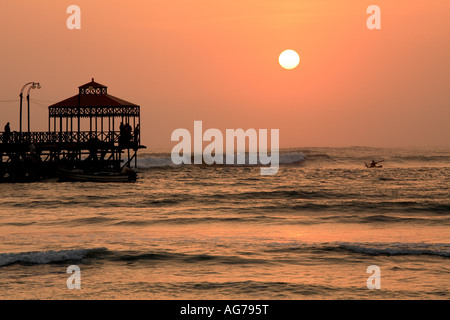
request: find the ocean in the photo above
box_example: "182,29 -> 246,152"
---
0,147 -> 449,299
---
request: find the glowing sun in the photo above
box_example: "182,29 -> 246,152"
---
279,50 -> 300,70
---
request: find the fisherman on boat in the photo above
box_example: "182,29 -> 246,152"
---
369,160 -> 378,168
366,160 -> 384,168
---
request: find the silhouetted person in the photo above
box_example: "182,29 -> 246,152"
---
119,122 -> 125,145
134,124 -> 140,144
369,160 -> 382,168
29,142 -> 36,154
124,123 -> 132,143
3,122 -> 10,143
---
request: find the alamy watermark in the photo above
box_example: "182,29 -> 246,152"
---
367,5 -> 381,30
66,265 -> 81,289
66,5 -> 81,30
171,121 -> 279,175
66,5 -> 381,31
366,265 -> 381,289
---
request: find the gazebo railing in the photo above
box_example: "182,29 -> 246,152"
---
0,131 -> 139,145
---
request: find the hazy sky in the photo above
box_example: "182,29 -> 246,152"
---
0,1 -> 449,149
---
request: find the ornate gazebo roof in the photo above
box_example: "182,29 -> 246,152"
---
48,78 -> 139,118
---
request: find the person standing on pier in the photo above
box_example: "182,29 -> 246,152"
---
3,122 -> 10,143
119,122 -> 125,146
120,122 -> 124,136
134,124 -> 140,145
125,123 -> 132,143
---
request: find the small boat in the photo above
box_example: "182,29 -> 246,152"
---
58,168 -> 137,182
364,162 -> 383,169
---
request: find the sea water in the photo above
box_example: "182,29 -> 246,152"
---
0,147 -> 448,299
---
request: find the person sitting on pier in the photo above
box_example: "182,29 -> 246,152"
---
3,122 -> 10,143
29,142 -> 36,154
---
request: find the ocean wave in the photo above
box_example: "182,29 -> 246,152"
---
112,216 -> 283,226
392,155 -> 450,162
279,153 -> 306,164
168,280 -> 339,298
137,156 -> 174,168
209,190 -> 327,200
0,248 -> 108,267
110,250 -> 270,265
136,152 -> 306,169
338,243 -> 450,258
254,201 -> 450,215
264,242 -> 450,258
134,148 -> 450,169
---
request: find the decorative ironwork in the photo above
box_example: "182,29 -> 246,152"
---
79,87 -> 107,94
0,131 -> 139,145
49,106 -> 140,118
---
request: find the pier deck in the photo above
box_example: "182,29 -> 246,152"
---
0,130 -> 144,182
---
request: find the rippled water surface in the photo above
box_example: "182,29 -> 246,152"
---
0,147 -> 449,299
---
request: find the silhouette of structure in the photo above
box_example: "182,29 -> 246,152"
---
0,79 -> 145,182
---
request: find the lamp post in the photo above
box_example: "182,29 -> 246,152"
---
26,82 -> 41,133
19,82 -> 40,135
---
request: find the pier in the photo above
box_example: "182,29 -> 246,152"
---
0,79 -> 145,182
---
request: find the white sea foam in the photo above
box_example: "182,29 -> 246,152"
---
279,152 -> 306,164
136,152 -> 306,169
137,156 -> 175,168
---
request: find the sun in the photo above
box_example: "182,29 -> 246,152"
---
279,50 -> 300,70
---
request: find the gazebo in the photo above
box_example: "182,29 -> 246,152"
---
47,79 -> 143,170
48,78 -> 140,144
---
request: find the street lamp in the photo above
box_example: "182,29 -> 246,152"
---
26,82 -> 41,133
19,82 -> 40,134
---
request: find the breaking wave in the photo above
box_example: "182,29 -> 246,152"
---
2,242 -> 448,270
0,248 -> 108,267
338,243 -> 450,258
134,147 -> 450,169
266,242 -> 450,258
136,152 -> 306,169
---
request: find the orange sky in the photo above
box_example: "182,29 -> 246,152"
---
0,1 -> 449,149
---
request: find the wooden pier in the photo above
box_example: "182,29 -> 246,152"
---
0,79 -> 145,182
